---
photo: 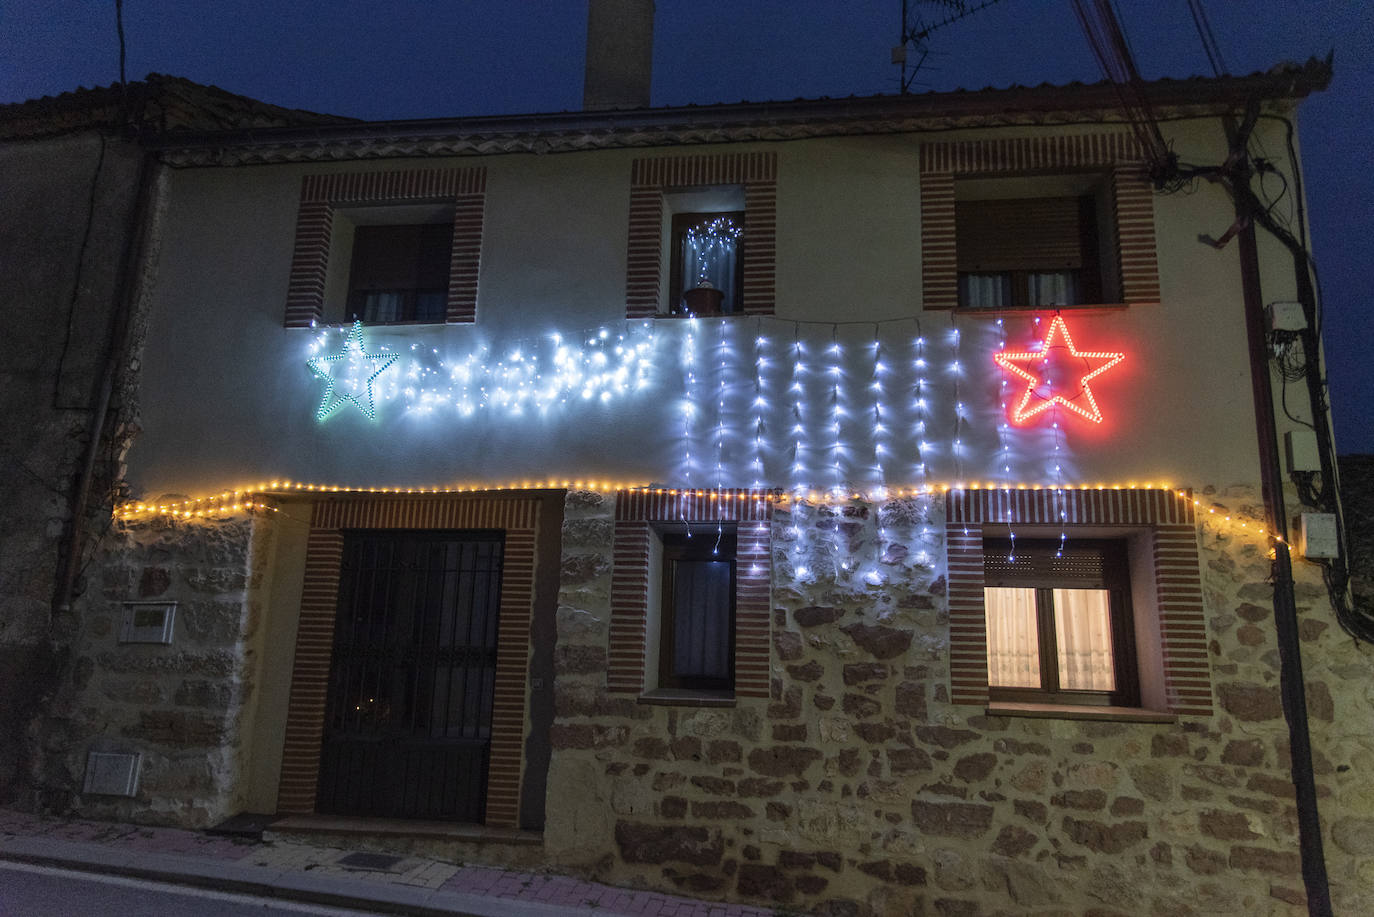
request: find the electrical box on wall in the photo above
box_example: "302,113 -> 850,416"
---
120,601 -> 176,644
1296,513 -> 1338,559
1266,301 -> 1307,332
84,751 -> 141,797
1285,430 -> 1321,473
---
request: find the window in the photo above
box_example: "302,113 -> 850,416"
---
943,488 -> 1213,718
605,490 -> 772,701
346,223 -> 454,323
658,528 -> 736,691
624,153 -> 776,320
669,211 -> 744,316
918,134 -> 1161,312
283,167 -> 485,329
982,539 -> 1138,707
955,175 -> 1111,311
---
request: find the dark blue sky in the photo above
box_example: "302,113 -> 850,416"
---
4,1 -> 1370,451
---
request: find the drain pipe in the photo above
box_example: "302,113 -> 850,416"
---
1235,210 -> 1332,915
51,145 -> 159,620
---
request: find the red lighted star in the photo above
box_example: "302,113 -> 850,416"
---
993,315 -> 1125,425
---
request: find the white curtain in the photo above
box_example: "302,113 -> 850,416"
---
1029,271 -> 1078,306
960,273 -> 1009,309
681,228 -> 740,312
984,587 -> 1040,687
1053,588 -> 1116,690
986,586 -> 1115,691
361,291 -> 403,323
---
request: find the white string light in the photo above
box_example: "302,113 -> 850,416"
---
789,326 -> 808,496
828,326 -> 844,498
751,321 -> 766,490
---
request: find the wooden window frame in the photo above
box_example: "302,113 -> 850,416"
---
983,538 -> 1139,707
658,529 -> 737,691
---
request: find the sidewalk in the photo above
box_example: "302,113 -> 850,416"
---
0,808 -> 776,917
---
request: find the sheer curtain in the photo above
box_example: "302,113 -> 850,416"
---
984,587 -> 1040,687
1029,271 -> 1079,306
1052,588 -> 1115,690
682,219 -> 741,312
959,273 -> 1009,310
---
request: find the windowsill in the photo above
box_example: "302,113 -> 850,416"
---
311,319 -> 446,329
638,688 -> 736,707
986,701 -> 1177,723
953,302 -> 1130,317
656,312 -> 746,320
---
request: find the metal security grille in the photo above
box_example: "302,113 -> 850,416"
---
317,530 -> 504,822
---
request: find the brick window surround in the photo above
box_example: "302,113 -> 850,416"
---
945,488 -> 1212,716
625,153 -> 777,319
607,490 -> 773,698
284,167 -> 486,328
920,133 -> 1161,310
276,492 -> 542,828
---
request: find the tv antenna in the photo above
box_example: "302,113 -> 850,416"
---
893,0 -> 1005,92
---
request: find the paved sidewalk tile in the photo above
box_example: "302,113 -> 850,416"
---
1,809 -> 777,916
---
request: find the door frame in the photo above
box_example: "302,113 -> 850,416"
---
275,493 -> 546,828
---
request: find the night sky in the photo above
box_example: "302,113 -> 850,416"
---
4,1 -> 1370,452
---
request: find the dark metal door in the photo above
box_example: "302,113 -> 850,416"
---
317,530 -> 504,821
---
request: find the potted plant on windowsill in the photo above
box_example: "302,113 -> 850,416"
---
679,279 -> 725,316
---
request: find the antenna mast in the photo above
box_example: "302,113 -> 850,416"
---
893,0 -> 1005,92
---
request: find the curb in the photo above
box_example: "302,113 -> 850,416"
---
0,836 -> 599,917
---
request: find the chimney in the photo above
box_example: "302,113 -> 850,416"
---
583,0 -> 654,111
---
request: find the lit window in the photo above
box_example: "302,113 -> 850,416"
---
346,223 -> 454,324
658,528 -> 736,691
670,211 -> 744,316
982,539 -> 1138,706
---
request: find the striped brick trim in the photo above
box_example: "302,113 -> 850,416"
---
283,167 -> 486,327
608,521 -> 652,693
614,489 -> 775,523
607,490 -> 774,698
625,153 -> 777,319
309,494 -> 539,530
945,487 -> 1194,525
1154,524 -> 1213,715
919,134 -> 1145,173
943,488 -> 1211,714
275,492 -> 540,828
1113,165 -> 1161,304
918,133 -> 1158,310
946,524 -> 990,706
276,528 -> 344,810
920,172 -> 958,311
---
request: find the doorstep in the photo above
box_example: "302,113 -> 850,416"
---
269,814 -> 544,847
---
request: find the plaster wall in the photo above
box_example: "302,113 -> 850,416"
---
127,119 -> 1267,502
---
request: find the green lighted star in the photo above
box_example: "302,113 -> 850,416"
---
307,320 -> 398,421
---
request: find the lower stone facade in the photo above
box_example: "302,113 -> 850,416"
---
25,484 -> 1374,914
34,514 -> 261,827
547,485 -> 1372,916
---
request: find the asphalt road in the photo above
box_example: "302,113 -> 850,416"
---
0,862 -> 377,916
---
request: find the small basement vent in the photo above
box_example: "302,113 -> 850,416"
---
83,752 -> 142,797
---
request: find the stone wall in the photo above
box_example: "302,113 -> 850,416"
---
546,486 -> 1374,916
33,513 -> 263,827
0,132 -> 152,804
